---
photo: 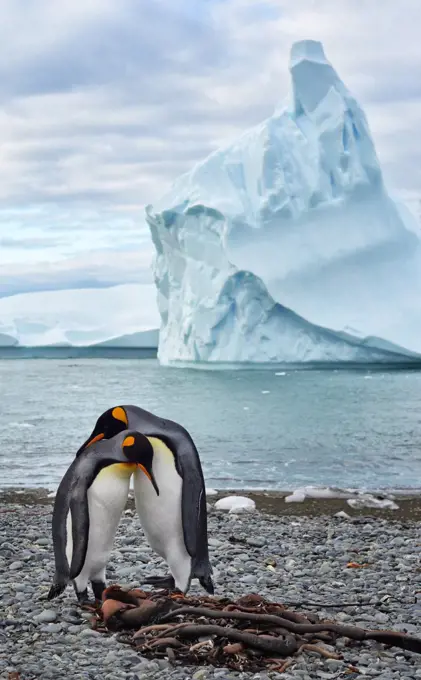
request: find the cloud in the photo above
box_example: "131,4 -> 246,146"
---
0,0 -> 420,295
0,248 -> 154,298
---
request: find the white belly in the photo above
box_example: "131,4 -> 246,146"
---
66,463 -> 133,590
133,438 -> 192,592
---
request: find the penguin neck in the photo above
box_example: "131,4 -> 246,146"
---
96,462 -> 137,481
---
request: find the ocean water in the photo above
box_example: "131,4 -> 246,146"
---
1,356 -> 421,491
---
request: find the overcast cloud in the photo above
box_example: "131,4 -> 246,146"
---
1,0 -> 420,296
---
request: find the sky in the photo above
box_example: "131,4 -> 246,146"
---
1,0 -> 421,297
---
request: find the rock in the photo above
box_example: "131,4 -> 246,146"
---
240,574 -> 257,584
214,496 -> 256,512
78,628 -> 100,637
9,561 -> 23,570
40,623 -> 62,633
246,537 -> 266,548
117,566 -> 136,577
285,491 -> 306,503
68,624 -> 85,634
229,505 -> 256,515
193,670 -> 209,680
208,538 -> 222,547
34,610 -> 57,624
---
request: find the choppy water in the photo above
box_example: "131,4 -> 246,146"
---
1,356 -> 421,491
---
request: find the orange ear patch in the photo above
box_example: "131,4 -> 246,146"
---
112,406 -> 128,425
123,435 -> 135,448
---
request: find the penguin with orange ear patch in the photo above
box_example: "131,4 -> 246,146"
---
77,404 -> 214,596
47,431 -> 159,604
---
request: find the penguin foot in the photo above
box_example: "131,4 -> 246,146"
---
76,589 -> 92,606
142,574 -> 176,590
91,580 -> 106,602
46,583 -> 66,601
199,575 -> 215,595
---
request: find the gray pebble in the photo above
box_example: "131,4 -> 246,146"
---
36,538 -> 50,546
9,561 -> 23,570
240,574 -> 257,584
68,624 -> 85,634
34,609 -> 57,623
79,628 -> 101,637
40,623 -> 62,633
246,537 -> 266,548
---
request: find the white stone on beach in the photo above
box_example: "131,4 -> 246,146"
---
285,491 -> 306,503
214,495 -> 256,512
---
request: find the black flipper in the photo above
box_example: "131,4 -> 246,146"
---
49,462 -> 78,598
177,456 -> 214,591
69,486 -> 90,580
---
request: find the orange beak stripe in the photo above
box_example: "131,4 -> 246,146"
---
138,463 -> 152,482
85,433 -> 104,448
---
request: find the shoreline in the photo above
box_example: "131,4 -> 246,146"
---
3,486 -> 421,521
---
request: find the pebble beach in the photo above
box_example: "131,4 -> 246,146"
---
1,489 -> 421,680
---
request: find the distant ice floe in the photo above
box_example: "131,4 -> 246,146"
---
284,485 -> 399,510
205,488 -> 218,497
0,284 -> 160,347
214,495 -> 256,514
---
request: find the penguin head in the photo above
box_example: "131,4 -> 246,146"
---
77,406 -> 129,455
122,432 -> 160,496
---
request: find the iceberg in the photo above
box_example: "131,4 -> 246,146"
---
146,40 -> 421,365
0,284 -> 160,347
0,332 -> 18,347
91,329 -> 159,348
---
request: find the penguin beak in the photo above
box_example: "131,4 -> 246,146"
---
85,433 -> 105,448
137,464 -> 160,496
76,432 -> 104,455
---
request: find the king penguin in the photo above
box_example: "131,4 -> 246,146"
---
48,430 -> 159,603
76,404 -> 214,595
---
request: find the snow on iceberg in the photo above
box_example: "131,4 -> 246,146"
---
0,284 -> 160,347
146,39 -> 421,364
